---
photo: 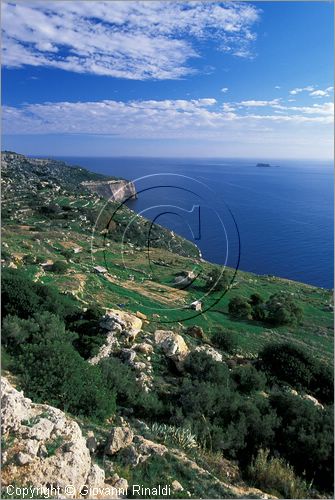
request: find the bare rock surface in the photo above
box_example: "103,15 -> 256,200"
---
1,378 -> 110,498
154,330 -> 189,370
105,426 -> 134,455
194,344 -> 223,362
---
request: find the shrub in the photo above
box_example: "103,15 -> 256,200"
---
150,423 -> 198,450
249,293 -> 264,306
259,342 -> 314,391
50,260 -> 68,273
211,328 -> 237,353
228,296 -> 252,319
266,293 -> 303,325
205,268 -> 229,292
14,312 -> 115,421
231,365 -> 266,394
184,350 -> 229,385
1,268 -> 78,321
270,392 -> 334,492
100,357 -> 164,417
248,449 -> 310,498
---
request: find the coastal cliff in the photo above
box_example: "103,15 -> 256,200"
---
82,179 -> 137,202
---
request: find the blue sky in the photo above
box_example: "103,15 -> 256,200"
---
2,1 -> 334,159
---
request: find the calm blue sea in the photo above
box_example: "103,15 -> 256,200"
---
54,156 -> 333,289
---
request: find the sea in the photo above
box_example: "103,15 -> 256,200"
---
54,156 -> 334,289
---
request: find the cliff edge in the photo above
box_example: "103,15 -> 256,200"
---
82,179 -> 137,203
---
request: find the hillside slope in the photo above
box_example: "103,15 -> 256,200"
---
1,152 -> 333,499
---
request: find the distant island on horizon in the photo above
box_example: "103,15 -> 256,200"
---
256,162 -> 280,168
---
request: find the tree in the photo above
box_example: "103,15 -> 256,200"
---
50,260 -> 68,274
266,293 -> 303,326
228,296 -> 252,319
205,268 -> 229,292
249,293 -> 264,306
212,328 -> 238,353
249,294 -> 267,321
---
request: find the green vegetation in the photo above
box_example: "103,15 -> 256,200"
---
1,152 -> 333,497
248,449 -> 310,499
206,268 -> 229,292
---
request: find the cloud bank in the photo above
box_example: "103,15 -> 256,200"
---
3,98 -> 333,141
1,1 -> 260,80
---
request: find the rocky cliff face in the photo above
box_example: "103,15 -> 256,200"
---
82,179 -> 137,202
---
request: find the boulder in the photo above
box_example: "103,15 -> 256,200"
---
118,445 -> 141,466
100,309 -> 142,342
1,378 -> 96,497
135,311 -> 147,320
113,478 -> 128,498
15,451 -> 32,466
119,348 -> 136,365
172,480 -> 184,492
186,325 -> 205,340
303,394 -> 324,408
85,463 -> 105,489
134,435 -> 168,458
134,343 -> 153,355
154,330 -> 189,370
105,427 -> 134,455
86,432 -> 98,454
194,345 -> 223,362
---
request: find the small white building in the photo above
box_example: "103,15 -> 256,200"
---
190,300 -> 202,311
93,265 -> 108,274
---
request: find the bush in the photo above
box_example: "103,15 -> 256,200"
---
266,293 -> 303,325
100,357 -> 164,417
211,328 -> 237,353
228,296 -> 252,319
249,293 -> 264,306
150,423 -> 198,450
13,312 -> 115,421
231,365 -> 266,394
259,342 -> 313,389
248,449 -> 310,498
50,260 -> 68,273
184,350 -> 229,385
205,268 -> 229,292
270,392 -> 334,492
1,268 -> 78,321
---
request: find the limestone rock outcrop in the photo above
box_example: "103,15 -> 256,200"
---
1,378 -> 106,499
194,344 -> 223,362
154,330 -> 189,370
105,427 -> 134,456
100,309 -> 142,343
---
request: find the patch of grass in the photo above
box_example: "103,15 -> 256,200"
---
45,436 -> 65,457
248,449 -> 311,499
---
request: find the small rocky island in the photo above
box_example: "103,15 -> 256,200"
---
256,163 -> 280,168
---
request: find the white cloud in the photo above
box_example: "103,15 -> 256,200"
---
309,87 -> 334,98
274,85 -> 281,89
1,1 -> 260,80
3,97 -> 333,140
238,99 -> 281,107
289,85 -> 315,95
221,87 -> 229,93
